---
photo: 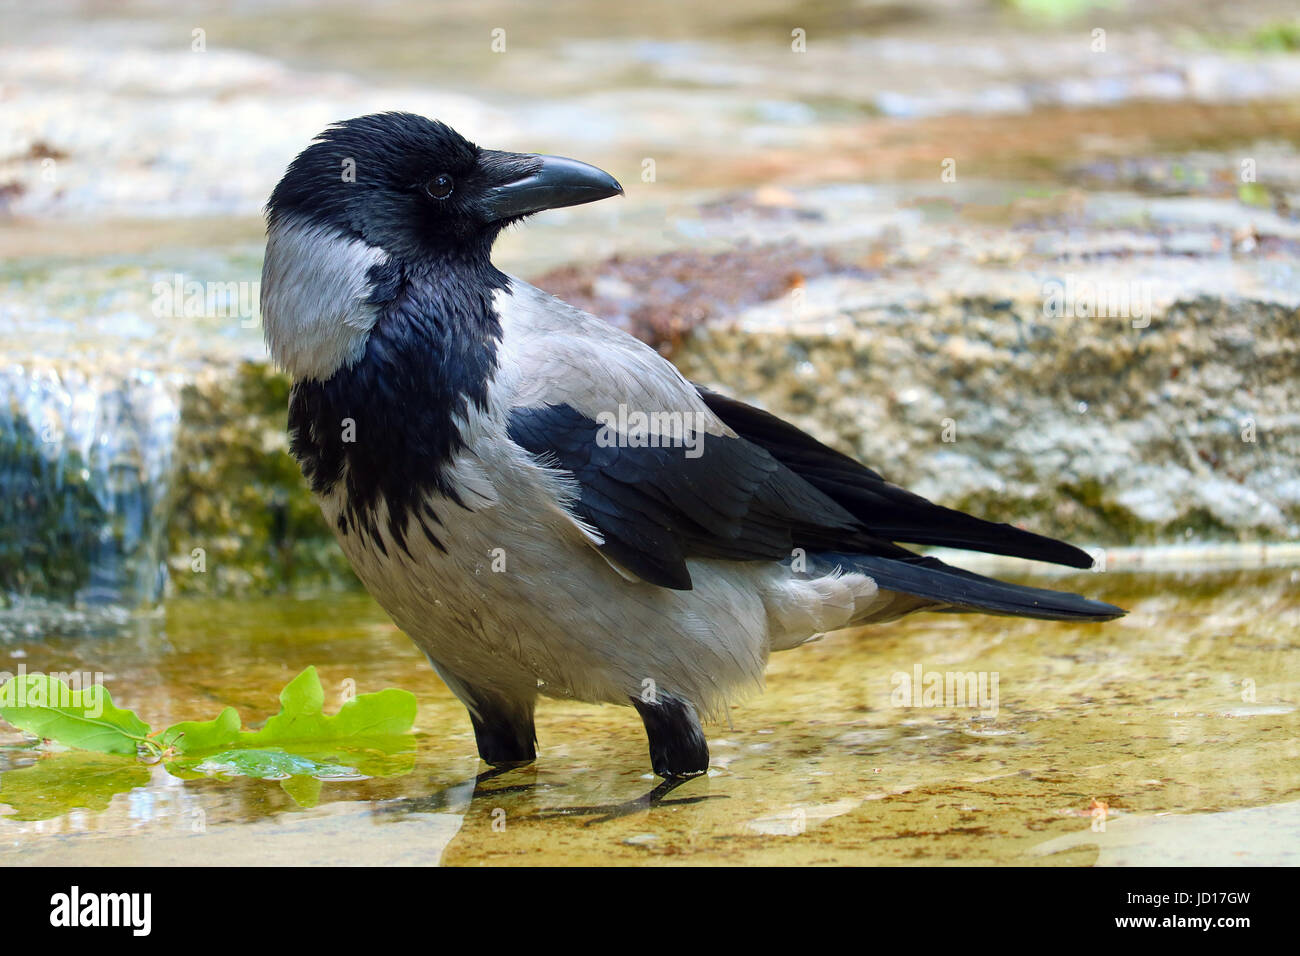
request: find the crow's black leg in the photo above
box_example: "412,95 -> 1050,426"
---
466,694 -> 536,767
430,661 -> 538,767
631,693 -> 710,779
461,688 -> 537,767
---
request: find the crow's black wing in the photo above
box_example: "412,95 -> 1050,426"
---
694,386 -> 1095,569
506,400 -> 1123,621
507,402 -> 914,590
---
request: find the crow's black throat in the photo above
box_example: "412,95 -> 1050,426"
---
288,256 -> 507,555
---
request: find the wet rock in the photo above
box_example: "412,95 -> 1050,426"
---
165,362 -> 356,597
7,4 -> 1300,220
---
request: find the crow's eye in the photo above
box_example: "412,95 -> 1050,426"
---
426,173 -> 454,200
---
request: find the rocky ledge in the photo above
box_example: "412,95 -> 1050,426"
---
4,181 -> 1298,604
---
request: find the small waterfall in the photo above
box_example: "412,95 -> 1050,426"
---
0,362 -> 181,614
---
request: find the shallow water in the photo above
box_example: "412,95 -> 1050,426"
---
0,567 -> 1295,865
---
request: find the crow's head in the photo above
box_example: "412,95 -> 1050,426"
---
261,113 -> 622,380
266,112 -> 622,262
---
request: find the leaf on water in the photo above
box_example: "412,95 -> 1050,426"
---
0,675 -> 151,755
241,666 -> 417,748
163,668 -> 417,783
160,667 -> 416,760
0,752 -> 151,821
1,667 -> 417,818
161,706 -> 241,754
0,669 -> 419,825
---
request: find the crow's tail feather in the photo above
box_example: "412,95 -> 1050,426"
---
819,552 -> 1126,623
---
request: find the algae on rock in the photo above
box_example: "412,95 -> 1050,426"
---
165,362 -> 355,597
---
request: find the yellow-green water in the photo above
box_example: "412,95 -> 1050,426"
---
1,568 -> 1296,865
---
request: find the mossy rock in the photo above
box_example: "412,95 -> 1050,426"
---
165,361 -> 357,597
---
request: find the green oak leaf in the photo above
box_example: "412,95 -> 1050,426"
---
240,666 -> 417,748
1,667 -> 417,816
0,752 -> 151,821
163,668 -> 417,786
0,675 -> 151,755
161,706 -> 242,754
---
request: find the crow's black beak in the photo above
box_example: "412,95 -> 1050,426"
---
480,153 -> 623,221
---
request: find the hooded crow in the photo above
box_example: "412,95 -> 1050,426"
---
261,112 -> 1124,780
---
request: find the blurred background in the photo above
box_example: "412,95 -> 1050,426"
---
0,1 -> 1297,865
